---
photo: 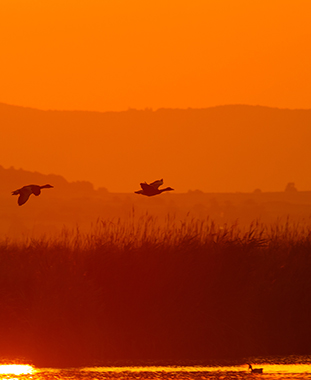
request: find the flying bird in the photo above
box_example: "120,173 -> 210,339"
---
12,184 -> 54,206
248,364 -> 263,374
135,179 -> 174,196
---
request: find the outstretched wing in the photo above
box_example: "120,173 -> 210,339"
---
18,191 -> 32,206
140,182 -> 153,191
149,178 -> 163,189
140,182 -> 158,196
12,186 -> 33,206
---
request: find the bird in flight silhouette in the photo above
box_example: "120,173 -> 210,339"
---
12,184 -> 54,206
135,179 -> 174,196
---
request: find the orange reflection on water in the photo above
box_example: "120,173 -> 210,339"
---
0,364 -> 34,375
81,363 -> 311,375
259,363 -> 311,374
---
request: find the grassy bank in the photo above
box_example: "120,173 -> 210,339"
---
0,215 -> 311,367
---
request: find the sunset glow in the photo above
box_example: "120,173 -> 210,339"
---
0,364 -> 34,375
1,0 -> 311,112
1,1 -> 311,193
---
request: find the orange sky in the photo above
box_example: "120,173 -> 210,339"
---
1,1 -> 311,193
1,0 -> 311,112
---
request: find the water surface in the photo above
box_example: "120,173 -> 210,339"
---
1,359 -> 311,380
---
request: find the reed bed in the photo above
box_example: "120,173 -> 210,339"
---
0,214 -> 311,367
7,213 -> 311,250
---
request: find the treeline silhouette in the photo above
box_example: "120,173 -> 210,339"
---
1,165 -> 311,238
0,165 -> 105,196
0,217 -> 311,367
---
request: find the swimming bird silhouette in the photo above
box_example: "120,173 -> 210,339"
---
135,178 -> 174,196
12,184 -> 54,206
248,364 -> 263,373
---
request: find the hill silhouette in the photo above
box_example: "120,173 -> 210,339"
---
1,103 -> 311,193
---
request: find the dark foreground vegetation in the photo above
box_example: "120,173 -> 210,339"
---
1,215 -> 311,367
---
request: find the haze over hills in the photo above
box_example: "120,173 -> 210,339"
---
1,165 -> 311,239
1,103 -> 311,193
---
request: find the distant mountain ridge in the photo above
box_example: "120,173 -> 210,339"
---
1,101 -> 311,112
1,103 -> 311,193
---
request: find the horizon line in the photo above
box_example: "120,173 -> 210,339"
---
1,102 -> 311,114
